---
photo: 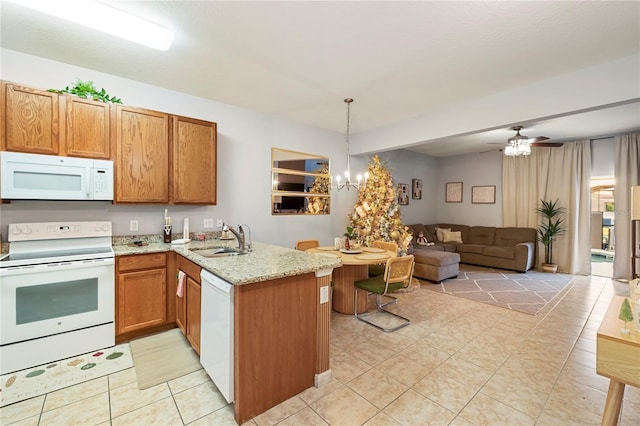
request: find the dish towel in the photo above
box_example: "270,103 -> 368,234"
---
176,270 -> 186,297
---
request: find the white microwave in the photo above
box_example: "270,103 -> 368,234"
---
0,151 -> 114,201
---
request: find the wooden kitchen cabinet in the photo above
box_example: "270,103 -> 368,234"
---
171,116 -> 217,204
2,80 -> 217,205
1,81 -> 111,159
186,277 -> 201,354
63,95 -> 112,159
1,82 -> 61,154
234,273 -> 317,423
116,253 -> 168,338
114,105 -> 170,203
176,255 -> 202,354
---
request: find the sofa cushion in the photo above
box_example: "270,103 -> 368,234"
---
407,224 -> 426,237
483,245 -> 515,259
467,226 -> 496,245
494,227 -> 537,246
435,227 -> 451,241
409,245 -> 444,254
424,225 -> 439,243
456,244 -> 485,254
442,230 -> 463,243
438,224 -> 469,242
413,250 -> 460,267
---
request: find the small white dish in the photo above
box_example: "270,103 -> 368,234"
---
339,248 -> 363,254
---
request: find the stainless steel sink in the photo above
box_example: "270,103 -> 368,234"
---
190,246 -> 246,257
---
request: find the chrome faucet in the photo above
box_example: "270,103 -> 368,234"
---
223,223 -> 251,253
239,224 -> 252,251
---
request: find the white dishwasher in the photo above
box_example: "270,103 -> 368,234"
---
200,269 -> 234,403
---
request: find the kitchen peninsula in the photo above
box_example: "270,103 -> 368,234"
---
113,239 -> 340,424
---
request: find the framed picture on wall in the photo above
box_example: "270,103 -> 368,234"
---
397,183 -> 409,205
412,179 -> 422,199
472,185 -> 496,204
445,182 -> 463,203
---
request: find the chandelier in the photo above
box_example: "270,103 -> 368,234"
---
332,98 -> 368,191
504,126 -> 531,157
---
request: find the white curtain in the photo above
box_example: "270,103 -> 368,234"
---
503,141 -> 591,274
613,132 -> 640,280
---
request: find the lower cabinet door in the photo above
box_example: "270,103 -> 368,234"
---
117,268 -> 167,334
186,277 -> 201,354
176,288 -> 186,334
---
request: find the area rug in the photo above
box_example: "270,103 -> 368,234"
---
422,265 -> 574,315
129,328 -> 202,390
1,343 -> 132,407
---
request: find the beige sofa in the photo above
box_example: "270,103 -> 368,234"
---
406,223 -> 537,278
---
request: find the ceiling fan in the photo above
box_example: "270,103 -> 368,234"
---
489,126 -> 564,148
509,126 -> 564,147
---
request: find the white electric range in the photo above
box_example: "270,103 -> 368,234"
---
0,221 -> 115,375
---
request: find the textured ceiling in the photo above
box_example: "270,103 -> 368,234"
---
1,1 -> 639,156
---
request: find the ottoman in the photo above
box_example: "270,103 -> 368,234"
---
412,250 -> 460,283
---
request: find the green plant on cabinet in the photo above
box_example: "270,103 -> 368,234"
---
49,79 -> 122,103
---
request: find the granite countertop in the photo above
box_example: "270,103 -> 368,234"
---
112,238 -> 341,285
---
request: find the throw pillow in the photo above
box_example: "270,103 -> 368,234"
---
435,227 -> 451,242
442,230 -> 463,243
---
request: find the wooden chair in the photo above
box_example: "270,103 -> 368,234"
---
373,240 -> 398,253
355,255 -> 414,332
295,239 -> 320,251
368,240 -> 399,277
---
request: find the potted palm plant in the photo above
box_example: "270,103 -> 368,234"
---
536,199 -> 566,273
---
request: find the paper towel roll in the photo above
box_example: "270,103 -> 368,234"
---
183,218 -> 189,240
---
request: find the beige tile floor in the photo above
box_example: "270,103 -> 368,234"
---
2,270 -> 639,426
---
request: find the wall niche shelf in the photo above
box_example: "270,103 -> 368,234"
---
271,148 -> 330,215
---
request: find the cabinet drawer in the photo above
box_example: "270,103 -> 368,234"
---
176,256 -> 201,283
118,253 -> 167,272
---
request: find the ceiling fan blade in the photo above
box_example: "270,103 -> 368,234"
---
529,136 -> 549,143
532,142 -> 563,147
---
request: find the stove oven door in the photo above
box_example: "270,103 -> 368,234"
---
0,257 -> 115,346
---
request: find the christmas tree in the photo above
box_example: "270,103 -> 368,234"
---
619,298 -> 634,334
307,162 -> 330,214
347,155 -> 412,252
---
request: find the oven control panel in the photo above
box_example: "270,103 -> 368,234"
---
8,221 -> 112,241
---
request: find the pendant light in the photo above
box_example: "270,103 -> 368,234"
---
332,98 -> 368,191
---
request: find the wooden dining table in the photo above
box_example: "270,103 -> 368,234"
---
306,246 -> 397,314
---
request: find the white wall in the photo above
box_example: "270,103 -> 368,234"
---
372,150 -> 439,225
436,149 -> 504,226
0,49 -> 361,247
591,137 -> 615,177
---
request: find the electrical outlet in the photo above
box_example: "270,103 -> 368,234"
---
320,286 -> 329,304
204,219 -> 214,228
129,220 -> 139,231
216,218 -> 224,228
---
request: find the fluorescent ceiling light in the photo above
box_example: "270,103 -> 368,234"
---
11,0 -> 173,50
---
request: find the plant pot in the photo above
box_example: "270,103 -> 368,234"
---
541,263 -> 558,273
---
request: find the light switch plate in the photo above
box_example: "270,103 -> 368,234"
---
129,220 -> 138,231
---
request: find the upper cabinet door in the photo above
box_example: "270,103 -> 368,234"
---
171,116 -> 217,204
115,105 -> 170,203
2,82 -> 61,154
63,96 -> 112,159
